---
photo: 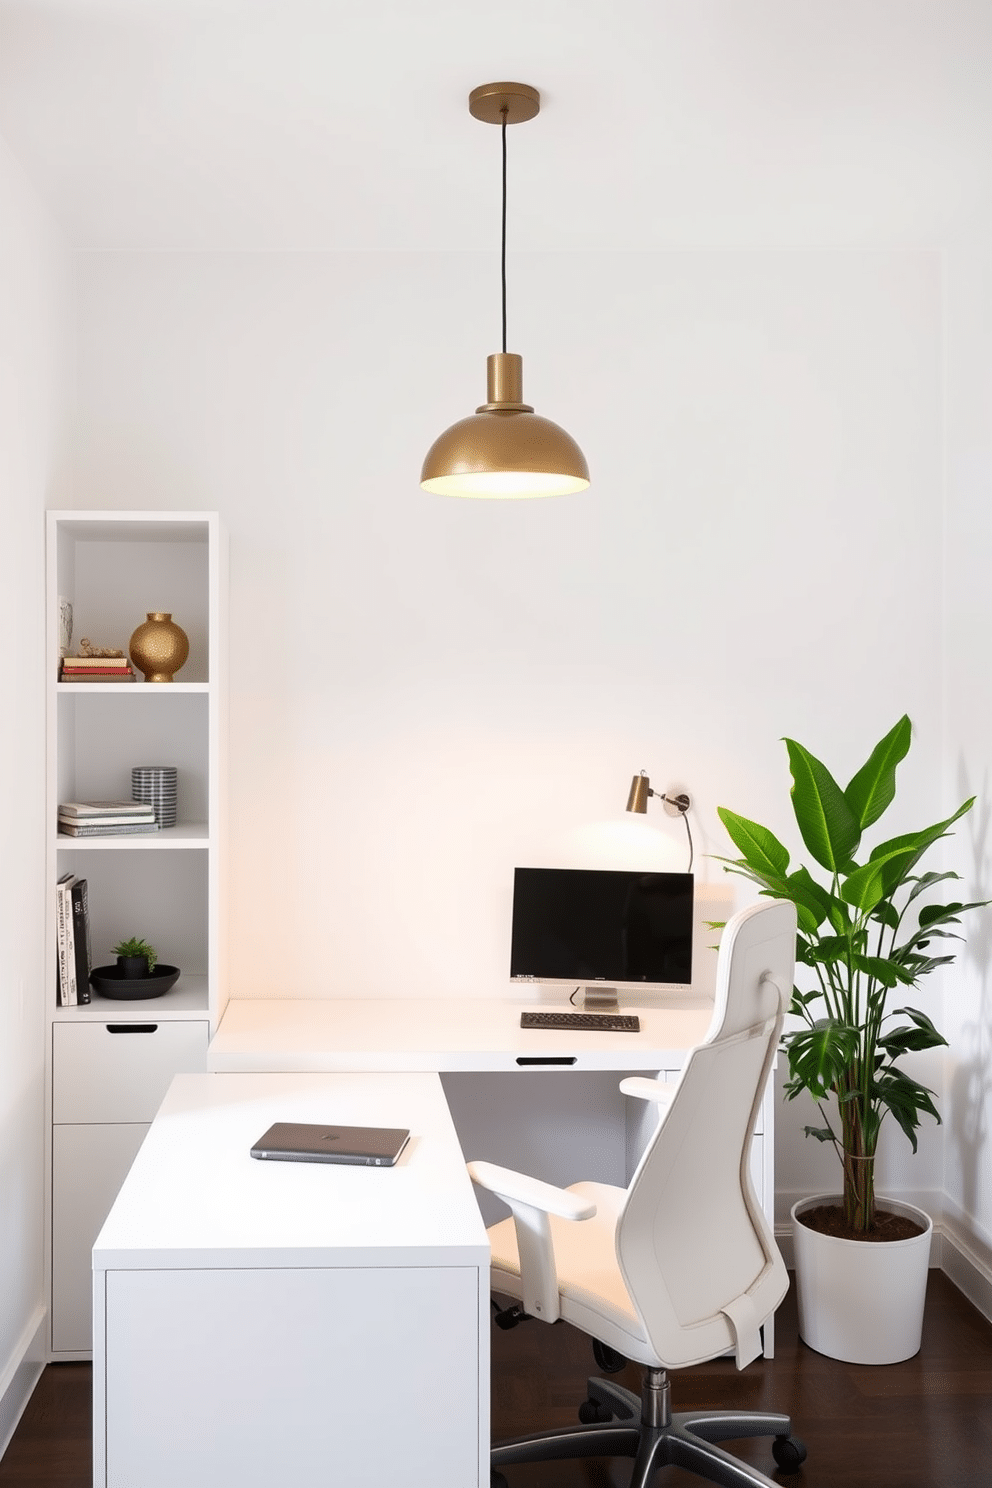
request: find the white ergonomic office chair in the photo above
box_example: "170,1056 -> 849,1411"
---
468,899 -> 804,1488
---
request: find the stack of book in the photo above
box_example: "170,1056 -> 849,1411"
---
56,873 -> 92,1006
60,655 -> 135,682
58,801 -> 160,837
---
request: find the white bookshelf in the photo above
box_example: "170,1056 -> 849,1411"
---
44,511 -> 227,1359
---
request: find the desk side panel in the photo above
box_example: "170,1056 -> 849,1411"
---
102,1266 -> 482,1488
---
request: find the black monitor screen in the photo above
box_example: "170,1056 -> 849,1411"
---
510,867 -> 694,988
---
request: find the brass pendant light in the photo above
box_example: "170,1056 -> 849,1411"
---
421,82 -> 590,500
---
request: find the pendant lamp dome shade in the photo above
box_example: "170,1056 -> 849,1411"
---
421,83 -> 589,500
421,353 -> 589,499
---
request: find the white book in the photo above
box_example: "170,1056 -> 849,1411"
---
59,800 -> 156,819
56,875 -> 76,1006
58,821 -> 161,837
59,812 -> 157,828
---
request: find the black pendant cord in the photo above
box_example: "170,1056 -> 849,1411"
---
501,110 -> 508,353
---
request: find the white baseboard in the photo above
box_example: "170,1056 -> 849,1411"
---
0,1306 -> 46,1462
936,1221 -> 992,1324
775,1223 -> 796,1271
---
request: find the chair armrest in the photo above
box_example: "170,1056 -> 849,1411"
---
619,1076 -> 675,1105
467,1160 -> 596,1324
467,1161 -> 596,1220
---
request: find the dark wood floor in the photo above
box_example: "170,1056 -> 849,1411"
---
2,1272 -> 990,1486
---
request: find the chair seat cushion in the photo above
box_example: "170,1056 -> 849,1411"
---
487,1181 -> 662,1366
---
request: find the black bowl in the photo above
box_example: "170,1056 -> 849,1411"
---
89,964 -> 181,1000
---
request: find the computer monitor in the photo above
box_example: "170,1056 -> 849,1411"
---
509,867 -> 694,1004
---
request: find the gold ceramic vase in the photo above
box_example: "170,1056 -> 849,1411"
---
128,612 -> 190,683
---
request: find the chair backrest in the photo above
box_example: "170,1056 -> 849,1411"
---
615,899 -> 797,1370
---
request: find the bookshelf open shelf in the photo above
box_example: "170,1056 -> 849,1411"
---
45,510 -> 227,1361
57,681 -> 211,694
59,978 -> 211,1019
55,824 -> 211,848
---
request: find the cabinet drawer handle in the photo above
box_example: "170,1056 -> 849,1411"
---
106,1024 -> 159,1034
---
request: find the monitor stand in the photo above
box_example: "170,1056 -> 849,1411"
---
581,984 -> 619,1011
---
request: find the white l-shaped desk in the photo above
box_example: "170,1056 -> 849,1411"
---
205,996 -> 775,1231
93,996 -> 778,1488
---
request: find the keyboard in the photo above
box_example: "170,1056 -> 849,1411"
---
520,1011 -> 641,1033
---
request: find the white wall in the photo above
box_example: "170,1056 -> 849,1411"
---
942,242 -> 992,1297
59,246 -> 949,1217
0,134 -> 65,1441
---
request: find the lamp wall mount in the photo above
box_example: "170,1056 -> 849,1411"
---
662,787 -> 692,818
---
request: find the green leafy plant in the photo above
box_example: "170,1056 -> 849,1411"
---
717,715 -> 985,1234
113,936 -> 158,973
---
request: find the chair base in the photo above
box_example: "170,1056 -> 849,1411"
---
492,1369 -> 803,1488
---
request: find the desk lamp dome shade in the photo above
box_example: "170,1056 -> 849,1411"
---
421,83 -> 589,500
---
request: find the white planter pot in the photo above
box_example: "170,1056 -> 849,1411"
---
790,1194 -> 933,1365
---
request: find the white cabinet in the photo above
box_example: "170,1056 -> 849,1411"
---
51,1020 -> 209,1354
53,1020 -> 209,1124
45,511 -> 225,1360
52,1124 -> 150,1355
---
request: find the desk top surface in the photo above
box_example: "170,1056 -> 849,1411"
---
93,1071 -> 489,1270
207,997 -> 715,1074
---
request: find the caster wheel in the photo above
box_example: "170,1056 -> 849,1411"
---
772,1435 -> 807,1474
592,1339 -> 627,1374
578,1398 -> 613,1425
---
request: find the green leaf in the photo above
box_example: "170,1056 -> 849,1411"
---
905,871 -> 960,907
840,848 -> 916,915
851,953 -> 903,988
785,739 -> 861,873
803,934 -> 852,966
843,715 -> 912,830
716,808 -> 790,877
896,918 -> 970,956
888,1007 -> 948,1047
802,1126 -> 835,1143
918,904 -> 962,928
878,1025 -> 947,1057
714,853 -> 823,936
786,1021 -> 860,1100
886,958 -> 939,982
893,953 -> 956,979
917,899 -> 989,930
868,799 -> 976,898
871,1069 -> 941,1151
784,866 -> 837,933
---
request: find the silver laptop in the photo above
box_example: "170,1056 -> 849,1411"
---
250,1121 -> 410,1167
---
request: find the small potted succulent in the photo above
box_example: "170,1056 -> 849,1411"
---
113,936 -> 159,979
